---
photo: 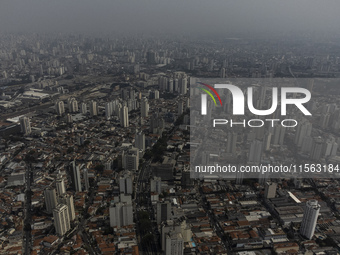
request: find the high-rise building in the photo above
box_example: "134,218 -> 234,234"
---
111,100 -> 120,116
324,141 -> 333,157
55,100 -> 65,116
324,137 -> 338,156
105,160 -> 112,170
264,182 -> 277,199
263,132 -> 272,151
161,220 -> 191,252
150,112 -> 165,134
122,148 -> 139,170
295,121 -> 312,147
109,202 -> 133,228
89,100 -> 97,117
168,79 -> 174,92
53,204 -> 71,236
135,131 -> 145,151
59,194 -> 76,221
320,113 -> 330,129
272,124 -> 286,146
178,100 -> 184,115
127,98 -> 137,112
80,102 -> 87,114
331,142 -> 338,156
67,97 -> 78,113
151,176 -> 162,194
76,134 -> 86,146
180,78 -> 187,95
19,117 -> 31,135
310,138 -> 323,160
236,170 -> 244,185
165,232 -> 184,255
248,140 -> 263,163
70,161 -> 82,192
84,168 -> 90,191
105,102 -> 113,120
119,171 -> 133,194
159,76 -> 168,91
157,201 -> 171,224
154,90 -> 160,99
120,105 -> 129,127
56,175 -> 66,196
174,79 -> 179,92
44,188 -> 58,214
220,67 -> 226,78
66,113 -> 73,123
300,200 -> 320,239
226,132 -> 237,155
141,97 -> 149,117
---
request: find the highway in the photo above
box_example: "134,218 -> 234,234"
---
135,125 -> 179,254
135,158 -> 158,254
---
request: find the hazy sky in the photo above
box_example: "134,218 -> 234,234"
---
1,0 -> 340,36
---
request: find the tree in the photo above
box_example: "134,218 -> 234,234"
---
141,233 -> 154,246
139,218 -> 152,231
138,211 -> 150,220
24,223 -> 31,232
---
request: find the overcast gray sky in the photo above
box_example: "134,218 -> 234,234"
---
1,0 -> 340,36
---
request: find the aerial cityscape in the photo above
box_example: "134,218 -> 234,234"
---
2,1 -> 340,255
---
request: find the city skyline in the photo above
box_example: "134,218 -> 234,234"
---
1,1 -> 340,254
0,1 -> 340,37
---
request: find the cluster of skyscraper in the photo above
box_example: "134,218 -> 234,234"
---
295,119 -> 338,160
158,74 -> 187,94
44,174 -> 76,236
109,171 -> 133,228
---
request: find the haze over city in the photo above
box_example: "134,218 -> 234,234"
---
2,1 -> 340,255
1,0 -> 340,36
